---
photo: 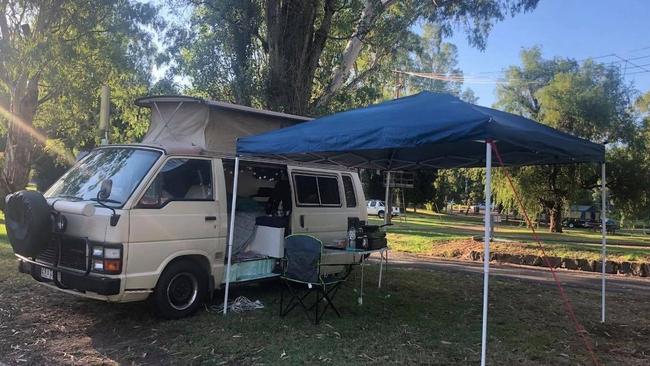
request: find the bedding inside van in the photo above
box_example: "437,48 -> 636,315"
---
223,161 -> 291,261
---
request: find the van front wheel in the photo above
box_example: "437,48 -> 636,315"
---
378,211 -> 385,219
151,260 -> 207,319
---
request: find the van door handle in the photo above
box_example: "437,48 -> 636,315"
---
205,216 -> 217,221
299,215 -> 305,228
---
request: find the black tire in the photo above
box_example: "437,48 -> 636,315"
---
5,190 -> 52,258
569,223 -> 574,228
378,211 -> 385,219
151,260 -> 207,319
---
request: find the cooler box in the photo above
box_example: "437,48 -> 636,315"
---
247,216 -> 288,258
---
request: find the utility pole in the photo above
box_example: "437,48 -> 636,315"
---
394,71 -> 404,98
384,72 -> 406,225
99,85 -> 110,145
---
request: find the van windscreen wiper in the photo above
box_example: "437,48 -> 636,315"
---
53,195 -> 84,201
89,197 -> 121,204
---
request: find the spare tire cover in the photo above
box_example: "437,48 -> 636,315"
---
5,190 -> 52,258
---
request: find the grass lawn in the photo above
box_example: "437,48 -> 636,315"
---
1,221 -> 650,365
375,211 -> 650,262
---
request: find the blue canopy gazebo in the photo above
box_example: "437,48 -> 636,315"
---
225,92 -> 607,365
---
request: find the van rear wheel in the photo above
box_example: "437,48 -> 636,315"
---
151,260 -> 207,319
378,211 -> 385,219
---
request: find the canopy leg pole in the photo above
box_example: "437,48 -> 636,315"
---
481,141 -> 492,366
601,162 -> 607,323
384,171 -> 391,225
223,157 -> 240,315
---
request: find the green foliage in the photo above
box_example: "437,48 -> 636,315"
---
606,91 -> 650,223
0,0 -> 162,195
408,24 -> 462,95
493,48 -> 635,231
360,169 -> 385,201
26,1 -> 161,151
169,0 -> 539,115
434,168 -> 484,211
536,61 -> 635,142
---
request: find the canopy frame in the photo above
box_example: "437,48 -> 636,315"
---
223,92 -> 607,365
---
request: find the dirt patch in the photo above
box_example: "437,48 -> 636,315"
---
423,239 -> 650,277
0,278 -> 171,365
427,239 -> 483,259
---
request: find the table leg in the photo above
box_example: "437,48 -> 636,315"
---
385,249 -> 388,286
378,250 -> 384,289
358,255 -> 364,305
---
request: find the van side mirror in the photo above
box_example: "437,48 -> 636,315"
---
98,179 -> 113,201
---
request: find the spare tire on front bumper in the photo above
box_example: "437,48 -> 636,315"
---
5,190 -> 52,258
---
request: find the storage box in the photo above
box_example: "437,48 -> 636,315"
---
247,224 -> 285,258
229,258 -> 277,282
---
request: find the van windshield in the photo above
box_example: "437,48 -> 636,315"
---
45,147 -> 161,207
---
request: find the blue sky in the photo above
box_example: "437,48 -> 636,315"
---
446,0 -> 650,107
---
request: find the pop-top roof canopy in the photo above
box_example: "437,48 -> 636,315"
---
134,95 -> 310,153
236,92 -> 605,170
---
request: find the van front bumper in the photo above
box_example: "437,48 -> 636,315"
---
18,260 -> 121,296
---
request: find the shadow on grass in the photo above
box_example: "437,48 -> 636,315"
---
2,257 -> 650,365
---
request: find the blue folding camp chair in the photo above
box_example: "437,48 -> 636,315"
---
279,234 -> 351,324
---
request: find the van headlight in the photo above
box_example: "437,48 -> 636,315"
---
54,214 -> 67,232
91,244 -> 123,274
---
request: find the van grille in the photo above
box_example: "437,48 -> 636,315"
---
35,236 -> 88,271
59,238 -> 87,270
36,240 -> 58,264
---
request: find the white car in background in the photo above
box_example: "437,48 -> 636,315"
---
366,199 -> 400,218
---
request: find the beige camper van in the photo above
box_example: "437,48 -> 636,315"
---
6,96 -> 367,319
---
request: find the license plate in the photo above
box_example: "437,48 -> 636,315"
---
40,267 -> 54,280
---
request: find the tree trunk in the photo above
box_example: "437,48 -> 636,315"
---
544,166 -> 565,233
548,201 -> 564,233
265,0 -> 335,115
0,78 -> 39,209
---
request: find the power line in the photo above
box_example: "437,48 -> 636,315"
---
625,69 -> 650,76
602,54 -> 650,66
397,48 -> 650,86
626,45 -> 650,54
576,45 -> 650,62
614,54 -> 650,73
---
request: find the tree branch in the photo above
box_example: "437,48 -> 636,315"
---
314,0 -> 396,109
0,1 -> 9,42
307,0 -> 336,74
37,88 -> 58,106
63,28 -> 110,42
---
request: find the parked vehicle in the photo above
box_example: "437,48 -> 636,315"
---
469,203 -> 494,214
366,199 -> 400,218
4,96 -> 368,319
585,219 -> 619,233
562,218 -> 587,228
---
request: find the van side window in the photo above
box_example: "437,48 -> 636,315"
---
293,173 -> 341,207
294,175 -> 319,205
138,158 -> 213,208
342,175 -> 357,207
317,176 -> 340,205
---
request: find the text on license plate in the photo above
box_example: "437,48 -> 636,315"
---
40,267 -> 54,280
